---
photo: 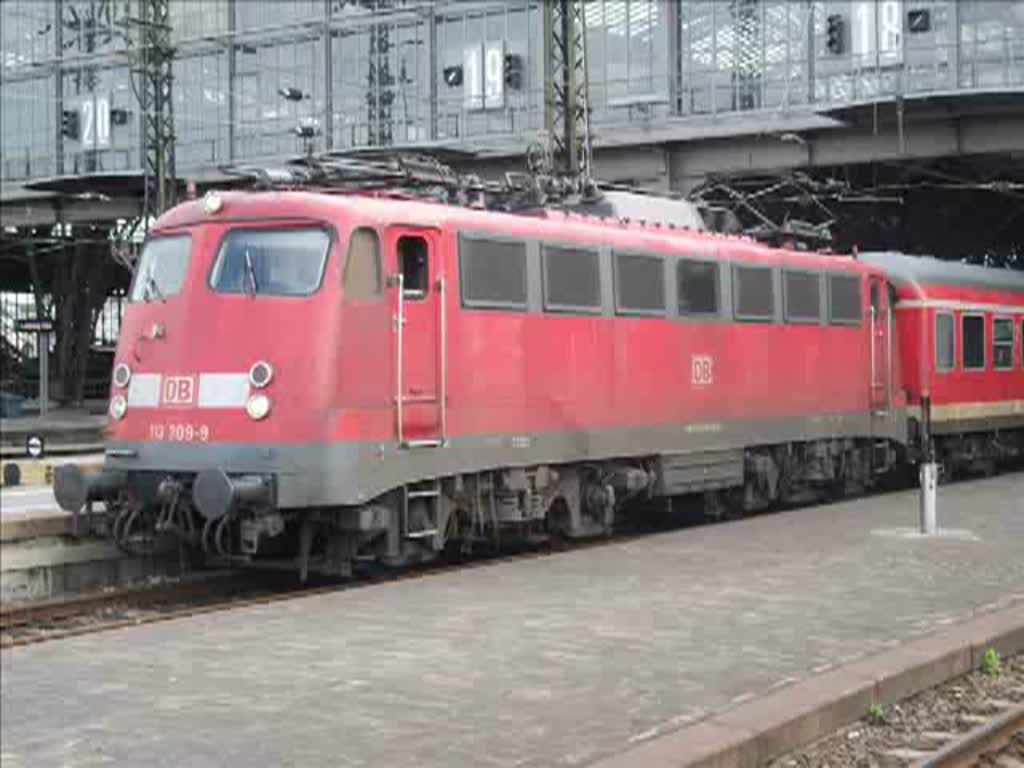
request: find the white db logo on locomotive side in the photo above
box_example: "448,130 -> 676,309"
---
691,355 -> 714,387
162,375 -> 196,406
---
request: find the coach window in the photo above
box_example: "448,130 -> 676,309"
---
935,312 -> 955,373
614,251 -> 665,315
459,236 -> 528,309
677,259 -> 719,316
993,317 -> 1014,370
783,270 -> 822,324
398,236 -> 429,299
733,265 -> 774,322
343,228 -> 382,301
827,274 -> 862,326
962,314 -> 985,371
543,244 -> 601,313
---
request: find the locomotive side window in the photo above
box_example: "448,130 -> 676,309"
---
542,245 -> 601,313
732,265 -> 774,322
210,228 -> 330,297
827,274 -> 862,325
677,260 -> 719,316
343,227 -> 382,301
459,236 -> 528,309
783,270 -> 822,324
935,312 -> 955,372
993,317 -> 1014,370
962,314 -> 985,370
398,236 -> 429,299
129,235 -> 191,302
614,251 -> 665,315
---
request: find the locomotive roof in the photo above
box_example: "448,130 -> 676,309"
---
858,251 -> 1024,295
159,189 -> 871,275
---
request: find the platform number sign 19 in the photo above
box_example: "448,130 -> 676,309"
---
80,94 -> 111,150
852,0 -> 903,66
691,355 -> 714,387
463,41 -> 506,111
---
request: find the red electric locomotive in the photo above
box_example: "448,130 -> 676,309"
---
53,174 -> 1022,578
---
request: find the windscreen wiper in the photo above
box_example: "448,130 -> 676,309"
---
243,248 -> 258,295
144,272 -> 165,303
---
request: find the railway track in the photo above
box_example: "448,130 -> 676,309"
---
771,653 -> 1024,768
913,703 -> 1024,767
0,531 -> 622,650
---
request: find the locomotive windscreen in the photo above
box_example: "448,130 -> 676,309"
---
210,228 -> 330,297
130,235 -> 191,302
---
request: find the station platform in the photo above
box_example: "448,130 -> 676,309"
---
2,474 -> 1023,768
0,452 -> 104,490
0,485 -> 102,542
0,407 -> 106,461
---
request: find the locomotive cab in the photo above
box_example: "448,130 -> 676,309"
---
55,193 -> 354,562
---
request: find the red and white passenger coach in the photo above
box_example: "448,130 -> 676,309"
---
54,184 -> 1024,577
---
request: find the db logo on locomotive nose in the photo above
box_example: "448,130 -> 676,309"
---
162,375 -> 195,406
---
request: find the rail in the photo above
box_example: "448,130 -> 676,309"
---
912,703 -> 1024,768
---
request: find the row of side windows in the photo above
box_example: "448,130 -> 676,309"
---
458,235 -> 864,326
936,312 -> 1023,372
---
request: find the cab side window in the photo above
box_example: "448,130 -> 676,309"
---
343,227 -> 382,301
398,235 -> 429,299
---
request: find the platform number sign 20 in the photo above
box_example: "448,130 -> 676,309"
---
80,95 -> 111,149
691,355 -> 714,387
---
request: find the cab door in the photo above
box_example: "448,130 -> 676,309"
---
386,226 -> 446,447
869,277 -> 892,412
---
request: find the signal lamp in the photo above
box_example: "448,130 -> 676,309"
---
826,14 -> 844,54
443,65 -> 463,87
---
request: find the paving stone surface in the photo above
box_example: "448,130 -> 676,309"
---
2,474 -> 1023,768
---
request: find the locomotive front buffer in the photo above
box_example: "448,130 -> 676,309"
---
54,463 -> 280,560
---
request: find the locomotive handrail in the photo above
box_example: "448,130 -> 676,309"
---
439,273 -> 448,445
396,271 -> 405,445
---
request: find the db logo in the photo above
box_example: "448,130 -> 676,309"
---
691,355 -> 714,387
162,376 -> 195,406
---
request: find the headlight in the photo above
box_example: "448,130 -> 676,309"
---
110,394 -> 128,420
112,363 -> 132,388
203,190 -> 223,214
248,360 -> 274,388
245,393 -> 271,420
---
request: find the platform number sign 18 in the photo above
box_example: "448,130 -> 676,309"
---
80,94 -> 111,149
852,0 -> 903,66
463,41 -> 506,111
691,355 -> 714,387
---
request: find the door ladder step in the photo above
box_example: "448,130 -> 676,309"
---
401,439 -> 444,449
398,394 -> 439,405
